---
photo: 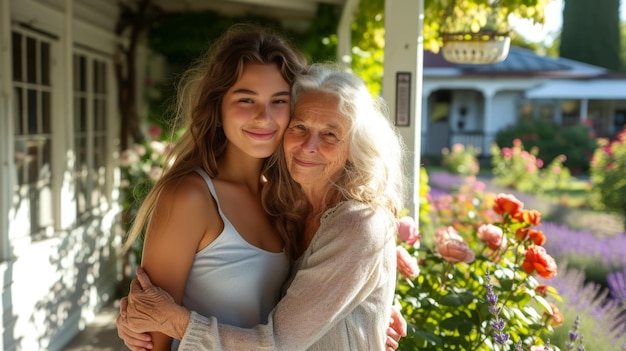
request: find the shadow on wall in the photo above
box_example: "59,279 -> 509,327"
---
2,214 -> 123,351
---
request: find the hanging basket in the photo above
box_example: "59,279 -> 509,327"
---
441,31 -> 511,64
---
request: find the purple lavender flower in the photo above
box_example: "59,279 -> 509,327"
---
485,271 -> 510,346
607,268 -> 626,302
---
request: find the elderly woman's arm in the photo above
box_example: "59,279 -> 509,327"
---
124,203 -> 396,350
181,203 -> 395,350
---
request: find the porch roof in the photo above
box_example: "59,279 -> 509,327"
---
525,79 -> 626,100
150,0 -> 346,31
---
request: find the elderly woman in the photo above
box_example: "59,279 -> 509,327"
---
119,64 -> 407,350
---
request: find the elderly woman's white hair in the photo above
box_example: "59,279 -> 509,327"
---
290,63 -> 408,216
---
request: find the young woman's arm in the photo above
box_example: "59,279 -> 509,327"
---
139,174 -> 216,351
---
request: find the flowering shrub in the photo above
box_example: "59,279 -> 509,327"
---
441,143 -> 480,176
119,128 -> 171,263
491,140 -> 576,196
395,189 -> 561,350
494,119 -> 596,173
590,128 -> 626,230
490,139 -> 542,193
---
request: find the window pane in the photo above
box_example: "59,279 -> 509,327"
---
14,140 -> 26,186
26,140 -> 39,184
79,56 -> 87,92
73,54 -> 80,92
27,89 -> 38,134
26,37 -> 37,84
41,42 -> 50,86
76,136 -> 87,169
94,135 -> 106,168
101,62 -> 107,93
14,87 -> 23,135
42,138 -> 52,180
79,97 -> 87,132
42,92 -> 51,133
12,32 -> 22,82
95,99 -> 107,130
93,61 -> 100,93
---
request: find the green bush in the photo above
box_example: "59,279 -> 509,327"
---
495,120 -> 596,173
490,140 -> 542,193
491,140 -> 578,196
590,128 -> 626,230
441,143 -> 480,176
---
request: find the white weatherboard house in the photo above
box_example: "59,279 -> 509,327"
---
420,46 -> 626,157
1,0 -> 127,349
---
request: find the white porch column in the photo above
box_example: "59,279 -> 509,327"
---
382,0 -> 423,216
57,0 -> 75,229
482,90 -> 494,154
554,99 -> 563,124
0,0 -> 11,258
580,98 -> 589,122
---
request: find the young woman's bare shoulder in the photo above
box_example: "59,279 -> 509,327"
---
155,172 -> 214,219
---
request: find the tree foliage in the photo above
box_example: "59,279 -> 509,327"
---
559,0 -> 622,71
351,0 -> 550,94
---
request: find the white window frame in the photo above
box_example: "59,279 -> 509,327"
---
11,26 -> 56,242
73,48 -> 111,222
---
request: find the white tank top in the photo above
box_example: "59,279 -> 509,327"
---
172,169 -> 290,349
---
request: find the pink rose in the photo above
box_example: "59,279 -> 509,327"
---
396,246 -> 420,279
435,226 -> 463,243
148,124 -> 163,139
477,224 -> 504,250
398,216 -> 420,247
435,239 -> 475,263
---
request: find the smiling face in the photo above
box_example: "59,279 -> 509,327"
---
221,63 -> 291,160
283,90 -> 351,198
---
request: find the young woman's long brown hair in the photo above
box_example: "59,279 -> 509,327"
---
123,24 -> 307,258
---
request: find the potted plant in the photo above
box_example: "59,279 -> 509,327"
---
440,1 -> 511,64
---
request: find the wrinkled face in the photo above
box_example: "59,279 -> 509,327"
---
221,63 -> 291,159
283,90 -> 350,194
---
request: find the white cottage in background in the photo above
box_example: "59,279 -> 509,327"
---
420,46 -> 626,157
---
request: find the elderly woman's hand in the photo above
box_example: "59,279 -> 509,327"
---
116,297 -> 154,351
122,267 -> 191,340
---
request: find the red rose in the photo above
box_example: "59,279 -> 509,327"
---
493,193 -> 524,216
522,246 -> 557,279
515,228 -> 546,246
512,209 -> 542,226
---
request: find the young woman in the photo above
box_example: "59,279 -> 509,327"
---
119,64 -> 408,350
121,24 -> 307,350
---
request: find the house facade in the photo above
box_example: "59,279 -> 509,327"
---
1,0 -> 358,349
420,46 -> 626,157
0,0 -> 140,349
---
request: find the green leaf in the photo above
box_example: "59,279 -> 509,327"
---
533,295 -> 552,313
439,292 -> 475,307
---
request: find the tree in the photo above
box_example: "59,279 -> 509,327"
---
559,0 -> 622,71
